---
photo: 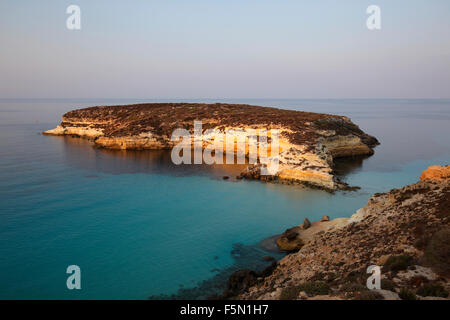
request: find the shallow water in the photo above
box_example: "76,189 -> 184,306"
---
0,99 -> 449,299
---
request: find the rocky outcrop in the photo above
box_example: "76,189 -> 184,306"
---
43,103 -> 378,190
302,218 -> 311,229
276,217 -> 349,252
420,165 -> 450,182
239,166 -> 450,300
276,227 -> 305,252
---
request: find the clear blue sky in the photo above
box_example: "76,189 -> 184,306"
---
0,0 -> 449,99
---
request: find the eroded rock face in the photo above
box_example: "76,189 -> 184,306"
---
43,103 -> 378,190
420,165 -> 450,182
239,167 -> 450,300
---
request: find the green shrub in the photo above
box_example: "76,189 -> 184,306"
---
279,286 -> 301,300
326,272 -> 337,283
424,229 -> 450,275
298,281 -> 330,296
381,279 -> 396,291
383,254 -> 413,272
399,288 -> 417,300
417,283 -> 449,298
345,270 -> 365,283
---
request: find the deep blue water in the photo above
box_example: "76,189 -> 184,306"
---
0,99 -> 449,299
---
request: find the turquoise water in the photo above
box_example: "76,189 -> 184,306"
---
0,99 -> 449,299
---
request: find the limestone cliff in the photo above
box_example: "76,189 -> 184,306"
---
236,166 -> 450,300
43,103 -> 378,190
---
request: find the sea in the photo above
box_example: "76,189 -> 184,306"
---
0,98 -> 449,299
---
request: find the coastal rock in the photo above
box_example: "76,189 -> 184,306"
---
395,266 -> 439,282
298,291 -> 308,300
276,227 -> 304,252
377,254 -> 391,266
44,103 -> 378,191
321,215 -> 330,222
240,166 -> 450,300
373,290 -> 400,300
420,165 -> 450,182
276,217 -> 348,251
226,270 -> 258,296
303,218 -> 312,229
277,218 -> 349,251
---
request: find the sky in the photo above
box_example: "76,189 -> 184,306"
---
0,0 -> 449,99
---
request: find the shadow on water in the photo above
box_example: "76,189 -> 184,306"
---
149,237 -> 285,300
332,155 -> 371,177
53,134 -> 369,181
51,135 -> 247,180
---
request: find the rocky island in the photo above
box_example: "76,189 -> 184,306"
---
43,103 -> 378,191
230,165 -> 450,300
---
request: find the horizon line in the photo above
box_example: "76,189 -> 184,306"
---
1,98 -> 450,101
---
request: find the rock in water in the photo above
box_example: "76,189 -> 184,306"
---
276,227 -> 304,252
225,270 -> 258,297
320,215 -> 330,222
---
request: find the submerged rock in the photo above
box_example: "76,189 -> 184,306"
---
227,270 -> 258,294
262,256 -> 275,261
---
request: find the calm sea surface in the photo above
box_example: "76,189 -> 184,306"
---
1,99 -> 449,299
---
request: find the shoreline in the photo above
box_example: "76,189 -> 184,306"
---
231,166 -> 450,300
